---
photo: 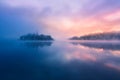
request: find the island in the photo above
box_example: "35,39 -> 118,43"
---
70,32 -> 120,40
20,33 -> 54,41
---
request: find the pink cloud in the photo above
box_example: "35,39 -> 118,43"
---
103,10 -> 120,22
1,0 -> 120,39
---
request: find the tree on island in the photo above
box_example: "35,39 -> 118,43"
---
20,33 -> 54,41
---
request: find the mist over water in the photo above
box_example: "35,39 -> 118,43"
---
0,40 -> 120,80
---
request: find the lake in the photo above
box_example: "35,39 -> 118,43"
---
0,40 -> 120,80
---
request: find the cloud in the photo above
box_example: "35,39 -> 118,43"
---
103,11 -> 120,21
1,0 -> 120,17
0,0 -> 120,39
0,0 -> 86,16
1,0 -> 120,15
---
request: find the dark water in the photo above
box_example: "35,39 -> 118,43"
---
0,40 -> 120,80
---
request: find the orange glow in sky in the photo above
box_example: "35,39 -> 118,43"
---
39,10 -> 120,39
1,0 -> 120,39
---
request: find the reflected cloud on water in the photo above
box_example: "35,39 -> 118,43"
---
69,41 -> 120,71
20,41 -> 120,72
0,40 -> 120,80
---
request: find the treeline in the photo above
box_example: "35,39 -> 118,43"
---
70,32 -> 120,40
20,33 -> 54,41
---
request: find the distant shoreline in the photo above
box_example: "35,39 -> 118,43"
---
70,32 -> 120,41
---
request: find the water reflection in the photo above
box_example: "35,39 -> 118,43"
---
71,41 -> 120,51
0,40 -> 120,80
23,41 -> 53,48
69,41 -> 120,72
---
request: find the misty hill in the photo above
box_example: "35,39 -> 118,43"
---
20,33 -> 54,41
70,32 -> 120,40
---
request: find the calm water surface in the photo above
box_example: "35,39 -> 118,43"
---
0,40 -> 120,80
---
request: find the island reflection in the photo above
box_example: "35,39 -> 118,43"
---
71,41 -> 120,51
23,41 -> 53,48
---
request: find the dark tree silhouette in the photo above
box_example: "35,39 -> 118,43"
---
20,33 -> 54,41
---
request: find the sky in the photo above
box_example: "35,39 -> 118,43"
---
0,0 -> 120,39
